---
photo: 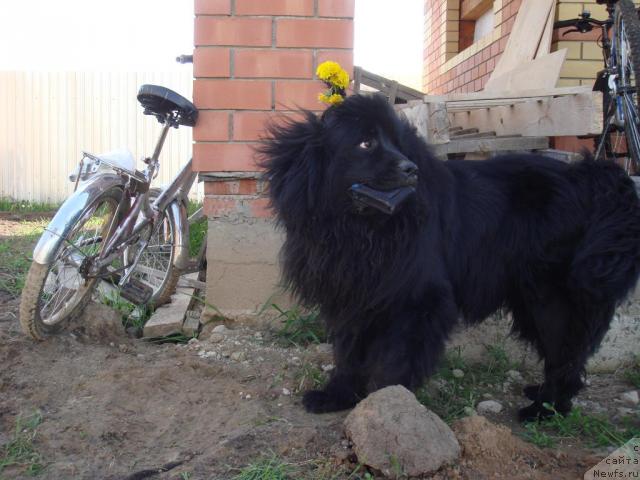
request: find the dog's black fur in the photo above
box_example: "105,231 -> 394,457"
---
259,93 -> 640,420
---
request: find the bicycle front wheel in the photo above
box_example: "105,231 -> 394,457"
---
20,187 -> 123,340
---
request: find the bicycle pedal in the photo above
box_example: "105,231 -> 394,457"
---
119,278 -> 153,305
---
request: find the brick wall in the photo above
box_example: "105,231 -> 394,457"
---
423,0 -> 519,94
424,0 -> 640,95
193,0 -> 354,218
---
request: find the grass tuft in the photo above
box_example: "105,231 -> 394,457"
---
187,200 -> 207,257
295,363 -> 328,392
231,455 -> 295,480
416,343 -> 520,423
522,404 -> 640,448
0,198 -> 59,214
272,305 -> 326,347
0,411 -> 45,476
623,356 -> 640,389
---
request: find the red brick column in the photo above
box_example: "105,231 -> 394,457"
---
193,0 -> 355,218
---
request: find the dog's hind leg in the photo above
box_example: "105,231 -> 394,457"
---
517,298 -> 615,422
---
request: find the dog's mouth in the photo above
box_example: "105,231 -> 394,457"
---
348,183 -> 416,215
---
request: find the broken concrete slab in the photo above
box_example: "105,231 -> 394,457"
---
143,288 -> 192,338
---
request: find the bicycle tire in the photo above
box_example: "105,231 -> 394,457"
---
604,0 -> 640,171
126,188 -> 184,308
20,187 -> 123,340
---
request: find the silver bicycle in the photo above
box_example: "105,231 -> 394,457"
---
20,85 -> 201,340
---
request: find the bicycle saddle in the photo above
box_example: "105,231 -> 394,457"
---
137,84 -> 198,127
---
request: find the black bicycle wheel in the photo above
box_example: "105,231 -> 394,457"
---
603,0 -> 640,172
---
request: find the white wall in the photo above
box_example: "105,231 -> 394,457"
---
0,71 -> 197,202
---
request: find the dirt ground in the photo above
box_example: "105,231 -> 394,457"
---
0,215 -> 636,480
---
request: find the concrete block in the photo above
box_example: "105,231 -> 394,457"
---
182,311 -> 201,337
205,217 -> 292,322
143,288 -> 192,338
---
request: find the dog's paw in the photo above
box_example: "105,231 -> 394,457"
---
523,384 -> 542,401
517,401 -> 556,422
302,389 -> 355,413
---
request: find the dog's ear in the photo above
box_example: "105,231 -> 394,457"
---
258,112 -> 325,223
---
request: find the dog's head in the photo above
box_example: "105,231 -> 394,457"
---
259,94 -> 422,223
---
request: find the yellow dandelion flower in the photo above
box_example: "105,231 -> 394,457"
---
318,92 -> 344,106
316,61 -> 342,82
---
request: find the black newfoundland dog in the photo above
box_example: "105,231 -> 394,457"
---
259,93 -> 640,421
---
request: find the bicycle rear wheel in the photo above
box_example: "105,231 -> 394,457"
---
599,0 -> 640,172
125,189 -> 184,307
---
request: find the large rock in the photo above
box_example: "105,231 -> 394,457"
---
344,386 -> 460,478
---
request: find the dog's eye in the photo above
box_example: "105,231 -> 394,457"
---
359,140 -> 374,150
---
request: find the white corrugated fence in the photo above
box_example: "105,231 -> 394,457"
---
0,70 -> 197,202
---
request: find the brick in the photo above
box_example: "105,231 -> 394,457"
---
203,196 -> 272,218
274,80 -> 327,111
235,49 -> 313,79
556,41 -> 582,60
194,111 -> 230,141
276,19 -> 354,49
235,0 -> 313,16
560,60 -> 601,79
233,111 -> 273,141
582,42 -> 603,61
193,80 -> 272,110
195,0 -> 231,15
205,179 -> 259,195
195,17 -> 272,47
193,48 -> 231,77
193,143 -> 259,171
318,0 -> 355,18
316,50 -> 354,77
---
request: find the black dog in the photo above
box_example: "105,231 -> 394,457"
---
259,93 -> 640,421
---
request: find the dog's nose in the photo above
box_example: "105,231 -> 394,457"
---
398,159 -> 418,177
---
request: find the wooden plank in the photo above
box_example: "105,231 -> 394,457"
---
452,131 -> 497,139
484,49 -> 567,92
451,128 -> 479,136
396,101 -> 450,144
535,0 -> 556,58
449,92 -> 603,137
489,0 -> 555,80
433,136 -> 549,156
425,86 -> 591,104
354,67 -> 424,102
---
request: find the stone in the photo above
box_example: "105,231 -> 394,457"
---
209,333 -> 225,343
476,400 -> 503,415
620,390 -> 639,407
315,343 -> 333,355
143,296 -> 189,338
463,406 -> 476,417
182,312 -> 200,337
282,388 -> 291,396
212,324 -> 231,334
230,351 -> 246,362
506,370 -> 523,382
344,386 -> 460,478
452,369 -> 464,379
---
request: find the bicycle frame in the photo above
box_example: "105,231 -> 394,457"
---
33,113 -> 196,285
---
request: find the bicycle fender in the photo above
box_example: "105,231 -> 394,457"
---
167,199 -> 190,270
32,174 -> 125,265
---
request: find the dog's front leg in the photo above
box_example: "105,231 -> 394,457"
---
302,327 -> 368,413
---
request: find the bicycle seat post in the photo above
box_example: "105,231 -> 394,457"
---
151,114 -> 174,165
